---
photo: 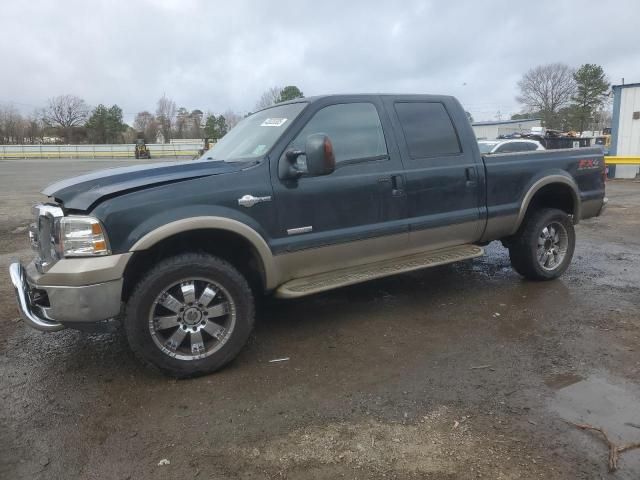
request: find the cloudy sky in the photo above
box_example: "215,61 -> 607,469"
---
2,0 -> 639,123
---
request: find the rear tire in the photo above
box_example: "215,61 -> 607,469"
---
508,208 -> 575,281
125,253 -> 255,378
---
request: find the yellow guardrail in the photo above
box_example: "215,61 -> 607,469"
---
605,156 -> 640,165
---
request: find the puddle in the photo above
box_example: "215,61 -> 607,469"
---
548,374 -> 640,475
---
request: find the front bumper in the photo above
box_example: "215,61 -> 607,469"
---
9,258 -> 127,332
10,263 -> 64,332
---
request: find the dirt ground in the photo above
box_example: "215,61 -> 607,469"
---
1,158 -> 639,479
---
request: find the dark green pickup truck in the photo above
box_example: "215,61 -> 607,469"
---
10,94 -> 607,377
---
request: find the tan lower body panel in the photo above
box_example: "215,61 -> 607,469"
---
272,231 -> 409,285
275,244 -> 484,298
25,253 -> 132,287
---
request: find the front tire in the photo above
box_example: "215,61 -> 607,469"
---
508,208 -> 575,281
125,253 -> 255,378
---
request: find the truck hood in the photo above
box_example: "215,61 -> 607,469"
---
43,160 -> 251,210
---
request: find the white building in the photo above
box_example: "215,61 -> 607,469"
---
472,118 -> 541,140
611,82 -> 640,178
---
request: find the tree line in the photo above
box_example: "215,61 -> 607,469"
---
514,63 -> 610,132
0,85 -> 303,145
0,95 -> 129,145
0,66 -> 612,145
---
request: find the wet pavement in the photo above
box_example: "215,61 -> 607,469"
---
0,159 -> 639,479
549,374 -> 640,473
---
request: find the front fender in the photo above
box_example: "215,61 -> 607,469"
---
128,212 -> 278,289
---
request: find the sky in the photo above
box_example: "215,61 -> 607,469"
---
2,0 -> 639,124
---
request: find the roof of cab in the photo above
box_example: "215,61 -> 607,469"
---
263,93 -> 456,110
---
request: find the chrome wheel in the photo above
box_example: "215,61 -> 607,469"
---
148,278 -> 236,361
536,221 -> 568,271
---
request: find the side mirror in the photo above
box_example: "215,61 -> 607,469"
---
280,134 -> 335,179
305,134 -> 335,176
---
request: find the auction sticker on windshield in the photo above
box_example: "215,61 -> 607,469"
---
261,118 -> 287,127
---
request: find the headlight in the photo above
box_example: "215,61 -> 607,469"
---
57,216 -> 111,257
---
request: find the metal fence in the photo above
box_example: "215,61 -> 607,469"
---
0,143 -> 204,159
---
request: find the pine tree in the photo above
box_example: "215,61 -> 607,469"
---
570,64 -> 610,133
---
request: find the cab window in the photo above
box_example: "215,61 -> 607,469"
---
394,102 -> 461,158
289,102 -> 387,165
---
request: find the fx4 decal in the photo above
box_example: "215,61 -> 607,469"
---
578,159 -> 601,170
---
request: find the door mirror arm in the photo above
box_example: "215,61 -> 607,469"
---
282,149 -> 305,179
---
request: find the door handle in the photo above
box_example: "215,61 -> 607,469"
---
378,175 -> 404,196
465,167 -> 477,187
391,175 -> 404,196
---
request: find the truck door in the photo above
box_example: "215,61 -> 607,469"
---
383,98 -> 485,250
268,98 -> 408,280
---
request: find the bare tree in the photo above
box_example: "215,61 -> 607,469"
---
189,109 -> 204,138
156,95 -> 176,143
26,111 -> 44,144
133,111 -> 158,143
42,94 -> 89,143
254,86 -> 281,110
174,107 -> 190,139
0,105 -> 22,144
0,105 -> 39,144
590,105 -> 612,133
223,110 -> 243,130
133,111 -> 153,131
516,63 -> 576,129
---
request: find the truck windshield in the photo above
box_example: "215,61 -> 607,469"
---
201,102 -> 307,162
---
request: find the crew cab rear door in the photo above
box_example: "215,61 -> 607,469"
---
267,96 -> 408,278
383,96 -> 485,250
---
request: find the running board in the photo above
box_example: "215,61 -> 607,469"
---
275,244 -> 484,299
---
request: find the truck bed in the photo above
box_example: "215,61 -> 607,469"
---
481,146 -> 606,241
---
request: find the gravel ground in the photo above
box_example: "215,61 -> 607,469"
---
1,158 -> 639,479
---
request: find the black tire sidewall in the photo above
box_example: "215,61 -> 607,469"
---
125,254 -> 254,377
511,208 -> 575,280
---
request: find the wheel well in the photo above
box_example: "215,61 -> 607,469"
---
121,229 -> 266,302
526,183 -> 576,218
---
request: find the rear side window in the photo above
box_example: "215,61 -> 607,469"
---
394,102 -> 461,158
290,102 -> 387,163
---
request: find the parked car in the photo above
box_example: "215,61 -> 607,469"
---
10,94 -> 607,377
478,139 -> 545,154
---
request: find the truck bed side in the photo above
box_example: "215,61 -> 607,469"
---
480,146 -> 606,242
